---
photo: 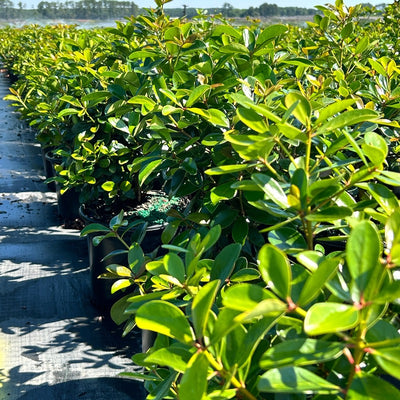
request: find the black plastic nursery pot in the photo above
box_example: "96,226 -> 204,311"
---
79,205 -> 164,314
45,150 -> 80,220
42,148 -> 56,192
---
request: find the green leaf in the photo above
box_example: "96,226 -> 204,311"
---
139,159 -> 162,186
372,347 -> 400,380
304,303 -> 359,335
315,99 -> 356,125
80,223 -> 110,236
365,183 -> 399,215
298,258 -> 339,306
145,345 -> 192,373
58,108 -> 80,117
252,173 -> 289,209
179,352 -> 209,400
317,109 -> 379,133
186,84 -> 210,107
164,253 -> 186,283
230,268 -> 260,282
346,220 -> 381,301
285,91 -> 311,126
128,243 -> 145,275
236,298 -> 286,322
136,301 -> 194,344
369,58 -> 388,76
222,283 -> 276,311
206,163 -> 256,175
210,182 -> 236,205
236,316 -> 282,369
260,339 -> 344,369
232,216 -> 249,244
378,170 -> 400,187
111,279 -> 131,294
306,206 -> 352,222
347,373 -> 400,399
341,22 -> 354,39
210,243 -> 241,284
258,366 -> 340,394
268,228 -> 307,252
237,106 -> 269,133
128,95 -> 156,110
192,280 -> 220,339
101,181 -> 115,192
219,42 -> 249,55
362,131 -> 388,166
200,225 -> 222,253
188,107 -> 229,127
256,24 -> 288,46
258,244 -> 291,299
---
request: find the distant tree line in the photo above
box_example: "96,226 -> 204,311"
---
0,0 -> 385,20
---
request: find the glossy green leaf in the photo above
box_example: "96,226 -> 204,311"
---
347,373 -> 400,399
236,298 -> 286,322
210,243 -> 241,284
268,228 -> 307,252
145,345 -> 192,373
385,208 -> 400,255
210,182 -> 236,205
232,216 -> 249,244
139,159 -> 162,186
363,131 -> 388,165
80,223 -> 110,236
252,173 -> 289,209
256,24 -> 288,45
205,163 -> 256,175
285,92 -> 311,126
258,244 -> 291,299
304,303 -> 359,335
192,280 -> 220,339
237,106 -> 269,133
101,180 -> 115,192
111,279 -> 131,294
258,366 -> 340,394
346,220 -> 381,301
297,258 -> 339,306
315,99 -> 356,125
186,84 -> 210,107
372,347 -> 400,379
179,352 -> 209,400
365,183 -> 399,215
317,109 -> 379,133
219,42 -> 249,54
210,307 -> 242,344
306,206 -> 352,222
222,283 -> 276,311
163,253 -> 185,283
341,22 -> 354,39
260,339 -> 344,369
128,243 -> 145,276
200,225 -> 222,253
136,301 -> 194,344
188,107 -> 229,127
128,94 -> 156,109
378,170 -> 400,187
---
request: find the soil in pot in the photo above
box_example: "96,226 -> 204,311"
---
80,192 -> 188,314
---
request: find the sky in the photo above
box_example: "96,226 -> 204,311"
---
21,0 -> 390,9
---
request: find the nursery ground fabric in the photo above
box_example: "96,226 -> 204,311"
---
0,70 -> 143,399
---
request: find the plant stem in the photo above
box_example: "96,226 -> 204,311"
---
203,350 -> 258,400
